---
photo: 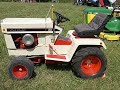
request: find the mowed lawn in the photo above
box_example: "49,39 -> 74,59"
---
0,2 -> 120,90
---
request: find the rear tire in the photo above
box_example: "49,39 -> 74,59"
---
71,47 -> 107,79
8,56 -> 34,80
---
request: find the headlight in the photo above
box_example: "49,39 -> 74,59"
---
22,34 -> 34,46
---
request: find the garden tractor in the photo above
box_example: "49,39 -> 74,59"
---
84,6 -> 120,41
1,9 -> 108,80
100,6 -> 120,41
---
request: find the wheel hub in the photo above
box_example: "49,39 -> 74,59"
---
81,55 -> 102,75
86,59 -> 91,64
12,64 -> 28,79
19,68 -> 23,72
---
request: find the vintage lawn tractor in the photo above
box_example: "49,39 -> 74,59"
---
1,10 -> 108,80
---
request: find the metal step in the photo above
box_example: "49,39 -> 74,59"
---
45,54 -> 69,62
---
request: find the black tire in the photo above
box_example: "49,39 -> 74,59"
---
8,56 -> 34,80
71,47 -> 107,79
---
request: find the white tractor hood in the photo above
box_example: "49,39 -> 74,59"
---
1,18 -> 53,29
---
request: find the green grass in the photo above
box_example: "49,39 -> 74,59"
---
0,2 -> 120,90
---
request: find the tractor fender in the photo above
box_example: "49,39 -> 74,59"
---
66,38 -> 107,62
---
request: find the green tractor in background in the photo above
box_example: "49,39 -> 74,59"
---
84,6 -> 120,41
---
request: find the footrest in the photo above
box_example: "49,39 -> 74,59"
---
45,54 -> 68,62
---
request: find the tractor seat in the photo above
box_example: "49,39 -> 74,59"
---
75,13 -> 110,37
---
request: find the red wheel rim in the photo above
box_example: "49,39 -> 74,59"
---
81,55 -> 102,75
12,64 -> 28,78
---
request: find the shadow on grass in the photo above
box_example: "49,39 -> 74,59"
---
32,62 -> 72,79
31,71 -> 37,79
46,63 -> 71,71
31,62 -> 45,79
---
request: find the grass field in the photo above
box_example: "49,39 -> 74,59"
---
0,2 -> 120,90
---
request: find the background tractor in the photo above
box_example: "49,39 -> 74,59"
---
84,6 -> 120,40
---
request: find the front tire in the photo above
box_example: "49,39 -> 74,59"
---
71,47 -> 107,79
8,56 -> 34,80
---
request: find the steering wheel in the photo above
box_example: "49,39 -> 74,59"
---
53,11 -> 70,24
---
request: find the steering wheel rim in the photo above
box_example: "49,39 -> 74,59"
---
53,11 -> 70,24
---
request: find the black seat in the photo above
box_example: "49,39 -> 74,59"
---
75,13 -> 110,37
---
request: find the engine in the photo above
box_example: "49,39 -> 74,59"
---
11,34 -> 38,49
